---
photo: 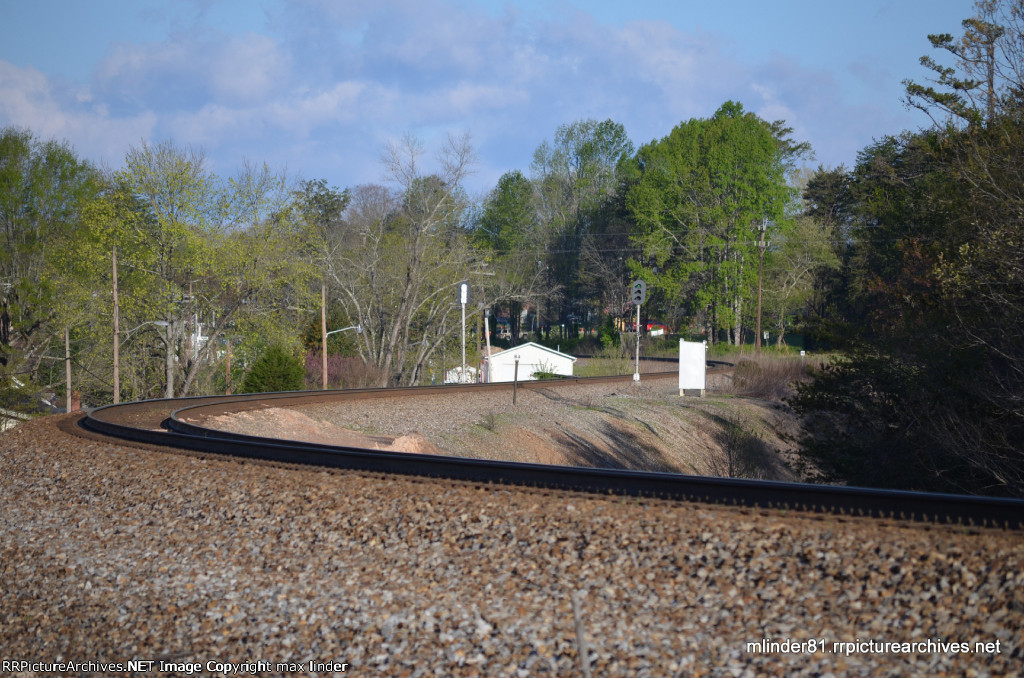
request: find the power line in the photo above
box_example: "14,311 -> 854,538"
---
476,235 -> 947,256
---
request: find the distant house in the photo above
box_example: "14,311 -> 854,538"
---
1,375 -> 63,431
482,342 -> 576,383
444,365 -> 478,384
0,407 -> 31,432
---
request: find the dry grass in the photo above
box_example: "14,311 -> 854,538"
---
479,410 -> 499,432
574,359 -> 632,377
304,354 -> 385,390
729,355 -> 823,401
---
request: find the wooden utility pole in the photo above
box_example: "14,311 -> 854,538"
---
513,355 -> 519,405
183,280 -> 194,371
483,308 -> 492,383
225,338 -> 232,395
755,219 -> 768,356
65,326 -> 71,412
321,284 -> 328,390
112,247 -> 120,404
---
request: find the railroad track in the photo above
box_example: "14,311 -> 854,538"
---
81,365 -> 1024,529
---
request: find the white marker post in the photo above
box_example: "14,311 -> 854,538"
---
459,281 -> 469,383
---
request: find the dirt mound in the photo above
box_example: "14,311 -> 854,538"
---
389,432 -> 441,455
195,407 -> 440,455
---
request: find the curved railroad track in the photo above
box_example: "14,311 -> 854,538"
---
81,364 -> 1024,530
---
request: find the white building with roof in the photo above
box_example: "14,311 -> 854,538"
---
482,342 -> 576,383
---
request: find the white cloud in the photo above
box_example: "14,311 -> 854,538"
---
410,82 -> 529,122
94,32 -> 290,111
751,82 -> 799,127
0,61 -> 53,124
267,81 -> 399,131
209,33 -> 290,104
616,20 -> 705,83
0,60 -> 156,166
95,38 -> 194,95
1,0 -> 928,191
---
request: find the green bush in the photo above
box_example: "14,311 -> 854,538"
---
598,318 -> 618,350
241,344 -> 305,393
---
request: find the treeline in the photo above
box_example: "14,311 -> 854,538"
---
1,102 -> 822,405
792,0 -> 1024,496
2,1 -> 1022,496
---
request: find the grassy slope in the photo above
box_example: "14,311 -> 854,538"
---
438,358 -> 812,482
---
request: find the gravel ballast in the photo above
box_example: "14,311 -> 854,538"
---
1,413 -> 1022,677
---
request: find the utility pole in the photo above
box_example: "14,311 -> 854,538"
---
483,308 -> 492,383
112,246 -> 120,404
513,354 -> 519,404
162,320 -> 174,399
755,219 -> 768,356
184,280 -> 192,366
225,338 -> 232,395
65,326 -> 71,412
321,284 -> 328,390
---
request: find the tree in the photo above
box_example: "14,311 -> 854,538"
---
531,119 -> 634,331
295,178 -> 350,242
532,118 -> 635,222
919,6 -> 1024,489
904,0 -> 1021,125
107,141 -> 228,398
792,118 -> 1024,495
472,170 -> 550,343
625,102 -> 806,345
75,142 -> 316,401
0,127 -> 98,407
802,166 -> 855,235
929,108 -> 1024,493
762,215 -> 839,345
475,170 -> 536,254
320,133 -> 483,386
240,344 -> 304,393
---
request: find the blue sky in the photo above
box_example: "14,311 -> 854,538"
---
0,0 -> 975,196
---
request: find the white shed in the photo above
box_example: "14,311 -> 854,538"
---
483,342 -> 576,383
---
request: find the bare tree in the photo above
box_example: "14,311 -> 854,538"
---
322,133 -> 485,386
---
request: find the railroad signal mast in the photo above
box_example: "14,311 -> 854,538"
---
755,219 -> 770,356
631,280 -> 646,382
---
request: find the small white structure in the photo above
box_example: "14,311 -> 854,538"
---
445,365 -> 478,384
0,407 -> 31,432
483,342 -> 576,383
679,339 -> 707,397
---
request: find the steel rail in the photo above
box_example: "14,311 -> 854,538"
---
82,369 -> 1024,529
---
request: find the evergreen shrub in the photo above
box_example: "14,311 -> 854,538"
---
241,345 -> 305,393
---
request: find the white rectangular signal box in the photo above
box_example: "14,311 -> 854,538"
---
679,340 -> 706,397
